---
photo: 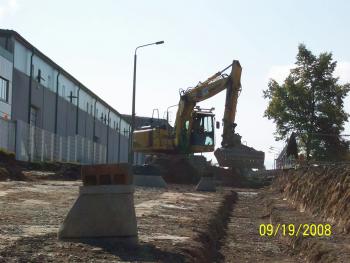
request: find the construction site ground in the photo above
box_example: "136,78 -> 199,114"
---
0,178 -> 231,262
0,171 -> 349,262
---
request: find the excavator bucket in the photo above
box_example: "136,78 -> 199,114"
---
214,145 -> 265,169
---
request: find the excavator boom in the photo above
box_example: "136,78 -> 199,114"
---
174,61 -> 241,152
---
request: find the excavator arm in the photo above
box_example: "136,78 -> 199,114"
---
174,60 -> 242,151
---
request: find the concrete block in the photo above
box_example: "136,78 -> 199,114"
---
58,185 -> 138,245
133,174 -> 167,188
196,177 -> 216,192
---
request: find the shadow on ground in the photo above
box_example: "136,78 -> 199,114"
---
0,233 -> 186,262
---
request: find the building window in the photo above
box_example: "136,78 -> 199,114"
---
37,69 -> 42,83
0,77 -> 9,103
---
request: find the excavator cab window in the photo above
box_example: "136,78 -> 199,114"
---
190,114 -> 214,146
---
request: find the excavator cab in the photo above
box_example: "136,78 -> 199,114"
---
189,108 -> 215,153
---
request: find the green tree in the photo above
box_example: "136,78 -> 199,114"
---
264,44 -> 350,161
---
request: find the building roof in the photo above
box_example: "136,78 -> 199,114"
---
0,29 -> 130,124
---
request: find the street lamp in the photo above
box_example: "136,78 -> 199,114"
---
129,41 -> 165,165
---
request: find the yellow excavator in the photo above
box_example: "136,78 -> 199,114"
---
133,60 -> 264,169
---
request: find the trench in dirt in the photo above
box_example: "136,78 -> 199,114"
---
187,190 -> 238,262
220,190 -> 300,263
192,189 -> 298,262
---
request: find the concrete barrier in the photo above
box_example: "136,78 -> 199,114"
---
58,185 -> 138,245
58,164 -> 138,245
196,177 -> 216,192
133,174 -> 167,188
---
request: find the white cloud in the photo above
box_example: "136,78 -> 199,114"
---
0,0 -> 18,18
267,64 -> 294,84
8,0 -> 18,9
335,61 -> 350,84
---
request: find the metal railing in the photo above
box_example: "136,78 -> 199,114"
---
0,117 -> 15,153
0,117 -> 107,164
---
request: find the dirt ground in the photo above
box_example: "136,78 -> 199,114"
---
1,170 -> 349,262
0,179 -> 234,262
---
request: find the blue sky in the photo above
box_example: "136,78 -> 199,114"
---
1,0 -> 350,168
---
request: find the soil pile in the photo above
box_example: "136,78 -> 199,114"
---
0,150 -> 27,181
147,154 -> 260,186
210,166 -> 243,186
0,148 -> 80,181
24,162 -> 81,181
273,165 -> 350,233
149,155 -> 201,184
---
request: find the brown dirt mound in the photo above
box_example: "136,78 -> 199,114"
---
0,147 -> 81,181
0,149 -> 16,163
25,162 -> 81,181
0,167 -> 9,180
0,149 -> 28,181
0,165 -> 30,181
151,155 -> 201,184
273,165 -> 350,233
149,154 -> 255,186
0,156 -> 80,182
210,166 -> 243,186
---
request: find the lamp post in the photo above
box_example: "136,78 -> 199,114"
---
129,41 -> 164,165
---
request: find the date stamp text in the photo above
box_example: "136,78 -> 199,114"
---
259,223 -> 332,237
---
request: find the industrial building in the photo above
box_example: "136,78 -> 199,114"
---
0,29 -> 133,164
